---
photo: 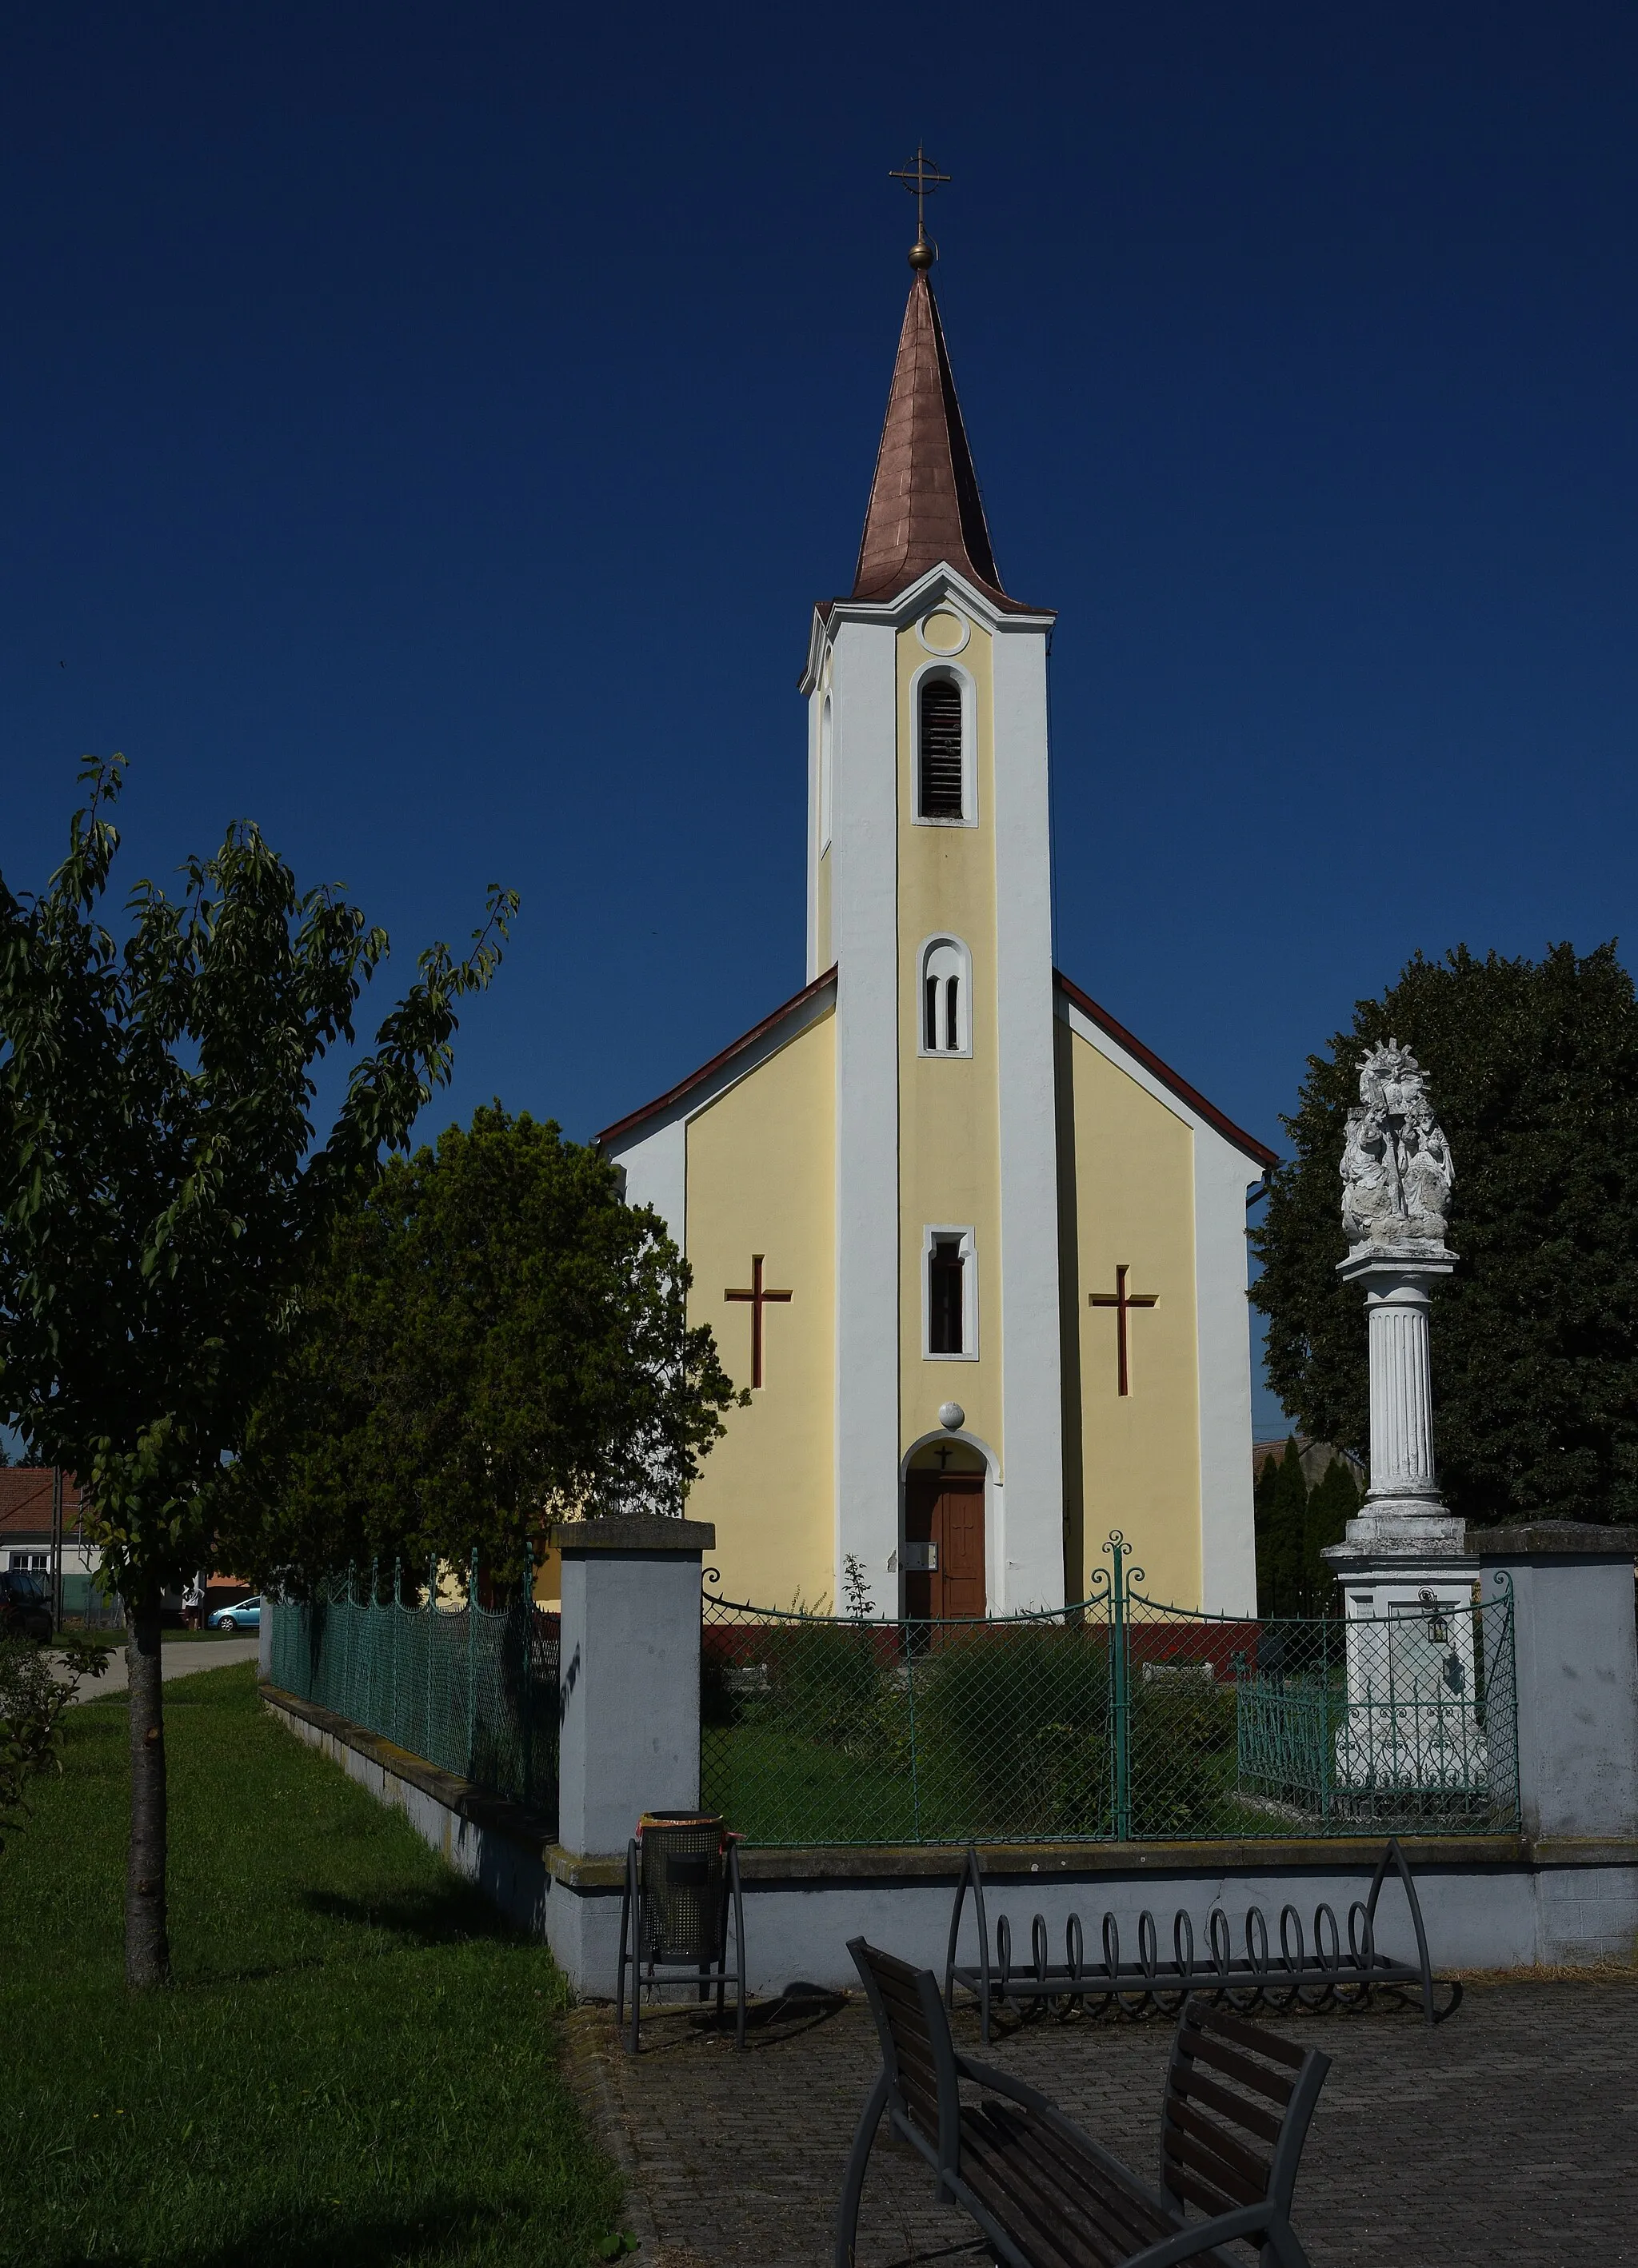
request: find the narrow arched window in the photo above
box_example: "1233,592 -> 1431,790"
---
920,938 -> 971,1056
819,692 -> 833,850
929,1236 -> 965,1354
918,678 -> 964,819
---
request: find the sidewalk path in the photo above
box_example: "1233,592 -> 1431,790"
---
573,1977 -> 1638,2267
62,1636 -> 261,1700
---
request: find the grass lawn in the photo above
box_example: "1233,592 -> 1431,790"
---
1,1664 -> 623,2268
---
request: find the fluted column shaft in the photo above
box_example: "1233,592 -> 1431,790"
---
1365,1278 -> 1436,1501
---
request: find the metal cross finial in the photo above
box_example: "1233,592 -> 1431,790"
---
889,144 -> 951,271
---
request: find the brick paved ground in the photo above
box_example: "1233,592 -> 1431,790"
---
567,1978 -> 1638,2267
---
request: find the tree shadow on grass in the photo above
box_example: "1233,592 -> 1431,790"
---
301,1880 -> 518,1947
56,2193 -> 534,2268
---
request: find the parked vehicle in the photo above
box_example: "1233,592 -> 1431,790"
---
0,1571 -> 54,1642
208,1596 -> 261,1632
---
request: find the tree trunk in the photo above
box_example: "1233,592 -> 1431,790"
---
125,1596 -> 171,1990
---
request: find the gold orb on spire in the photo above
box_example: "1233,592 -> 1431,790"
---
889,144 -> 951,274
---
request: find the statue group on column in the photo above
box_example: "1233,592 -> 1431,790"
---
1340,1041 -> 1455,1252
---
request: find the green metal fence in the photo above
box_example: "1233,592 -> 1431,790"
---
269,1565 -> 558,1817
700,1535 -> 1518,1846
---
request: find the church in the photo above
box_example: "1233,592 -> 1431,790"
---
598,226 -> 1274,1619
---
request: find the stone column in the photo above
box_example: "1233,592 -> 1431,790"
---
1325,1250 -> 1478,1791
1339,1249 -> 1466,1554
552,1515 -> 713,1859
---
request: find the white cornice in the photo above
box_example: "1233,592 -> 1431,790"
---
799,563 -> 1054,694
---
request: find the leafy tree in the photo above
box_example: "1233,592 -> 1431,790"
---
0,755 -> 513,1983
1251,943 -> 1638,1527
230,1106 -> 745,1587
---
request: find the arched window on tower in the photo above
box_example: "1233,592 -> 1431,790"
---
917,677 -> 965,819
920,936 -> 971,1056
819,692 -> 833,850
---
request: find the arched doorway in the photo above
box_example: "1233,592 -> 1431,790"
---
901,1438 -> 987,1619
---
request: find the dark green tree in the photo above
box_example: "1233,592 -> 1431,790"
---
1300,1456 -> 1360,1611
0,755 -> 513,1983
1251,943 -> 1638,1527
230,1106 -> 745,1587
1253,1436 -> 1308,1618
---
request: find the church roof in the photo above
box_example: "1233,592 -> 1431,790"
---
1054,972 -> 1278,1169
597,967 -> 838,1151
599,963 -> 1275,1171
848,271 -> 1035,614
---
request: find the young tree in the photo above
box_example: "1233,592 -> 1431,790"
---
1251,943 -> 1638,1527
0,756 -> 513,1984
0,1635 -> 110,1854
230,1106 -> 745,1586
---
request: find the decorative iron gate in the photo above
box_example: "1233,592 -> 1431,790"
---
700,1535 -> 1517,1847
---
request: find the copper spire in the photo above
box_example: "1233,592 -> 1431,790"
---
850,269 -> 1019,609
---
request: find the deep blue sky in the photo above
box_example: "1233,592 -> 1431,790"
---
6,4 -> 1638,1438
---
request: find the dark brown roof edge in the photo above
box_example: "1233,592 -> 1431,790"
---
1054,971 -> 1278,1171
597,966 -> 838,1151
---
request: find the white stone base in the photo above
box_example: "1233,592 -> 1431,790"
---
1324,1542 -> 1487,1796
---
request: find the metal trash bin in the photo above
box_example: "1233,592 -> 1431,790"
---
616,1811 -> 746,2052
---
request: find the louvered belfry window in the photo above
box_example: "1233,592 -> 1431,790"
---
918,680 -> 964,818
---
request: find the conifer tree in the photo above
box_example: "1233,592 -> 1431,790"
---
1300,1456 -> 1360,1613
1254,1435 -> 1308,1618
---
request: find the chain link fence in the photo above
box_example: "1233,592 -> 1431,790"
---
701,1538 -> 1517,1846
268,1567 -> 559,1818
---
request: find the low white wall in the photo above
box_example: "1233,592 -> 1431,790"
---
263,1687 -> 1636,1998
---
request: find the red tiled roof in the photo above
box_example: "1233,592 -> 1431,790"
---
1055,972 -> 1278,1170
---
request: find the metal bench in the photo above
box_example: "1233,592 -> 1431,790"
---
840,1937 -> 1330,2268
615,1811 -> 746,2053
945,1835 -> 1460,2042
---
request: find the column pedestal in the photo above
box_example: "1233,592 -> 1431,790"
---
1324,1245 -> 1482,1795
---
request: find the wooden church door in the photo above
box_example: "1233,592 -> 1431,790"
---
903,1471 -> 986,1620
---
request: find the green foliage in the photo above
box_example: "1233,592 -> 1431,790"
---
1254,1441 -> 1360,1617
1251,941 -> 1638,1523
0,1666 -> 620,2265
919,1625 -> 1114,1833
1304,1456 -> 1360,1603
0,1635 -> 110,1850
0,753 -> 514,1604
1125,1674 -> 1238,1837
1253,1436 -> 1307,1619
233,1106 -> 743,1584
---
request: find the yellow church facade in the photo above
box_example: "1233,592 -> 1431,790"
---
600,252 -> 1273,1619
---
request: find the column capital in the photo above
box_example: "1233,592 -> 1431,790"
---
1337,1248 -> 1456,1293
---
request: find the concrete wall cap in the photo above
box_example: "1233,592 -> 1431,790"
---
549,1515 -> 716,1555
1473,1519 -> 1638,1561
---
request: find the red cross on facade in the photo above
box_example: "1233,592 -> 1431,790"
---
1089,1264 -> 1159,1398
724,1254 -> 793,1392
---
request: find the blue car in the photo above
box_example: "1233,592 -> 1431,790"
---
209,1596 -> 262,1631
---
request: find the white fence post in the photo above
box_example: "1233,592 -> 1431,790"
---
552,1515 -> 714,1858
1477,1519 -> 1638,1961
